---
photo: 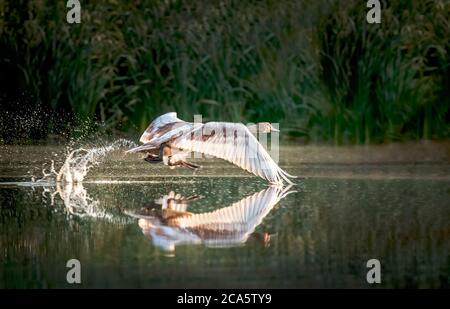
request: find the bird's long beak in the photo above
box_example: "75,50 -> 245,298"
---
271,125 -> 280,132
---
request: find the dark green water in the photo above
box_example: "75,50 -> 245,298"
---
0,145 -> 449,288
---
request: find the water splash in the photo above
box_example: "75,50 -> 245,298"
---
34,180 -> 134,224
53,182 -> 116,221
37,138 -> 137,184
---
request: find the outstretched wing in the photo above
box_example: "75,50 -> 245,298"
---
127,112 -> 193,153
171,122 -> 296,185
139,112 -> 185,144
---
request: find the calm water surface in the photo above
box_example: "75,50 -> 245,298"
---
0,145 -> 449,288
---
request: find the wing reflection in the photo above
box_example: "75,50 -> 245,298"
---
125,186 -> 295,254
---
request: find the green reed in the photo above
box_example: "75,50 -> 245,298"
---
0,0 -> 448,143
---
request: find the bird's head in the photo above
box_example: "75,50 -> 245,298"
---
256,122 -> 280,133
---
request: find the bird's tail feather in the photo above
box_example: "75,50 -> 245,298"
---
126,143 -> 157,153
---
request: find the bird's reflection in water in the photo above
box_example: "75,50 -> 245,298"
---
125,186 -> 295,255
45,181 -> 295,255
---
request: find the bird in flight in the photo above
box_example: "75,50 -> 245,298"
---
126,112 -> 296,185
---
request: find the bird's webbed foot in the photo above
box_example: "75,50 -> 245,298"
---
144,153 -> 162,164
180,161 -> 201,170
167,157 -> 201,170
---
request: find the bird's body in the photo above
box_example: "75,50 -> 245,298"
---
127,112 -> 296,185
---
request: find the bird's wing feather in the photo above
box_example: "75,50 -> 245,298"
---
171,122 -> 295,184
139,112 -> 185,144
127,122 -> 195,153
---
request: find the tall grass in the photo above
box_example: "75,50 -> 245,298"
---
0,0 -> 449,143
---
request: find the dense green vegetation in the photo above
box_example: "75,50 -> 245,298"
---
0,0 -> 449,143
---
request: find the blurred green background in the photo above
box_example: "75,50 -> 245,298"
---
0,0 -> 449,143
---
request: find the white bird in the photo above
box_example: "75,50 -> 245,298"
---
126,112 -> 296,185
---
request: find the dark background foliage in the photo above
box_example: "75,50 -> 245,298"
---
0,0 -> 449,143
